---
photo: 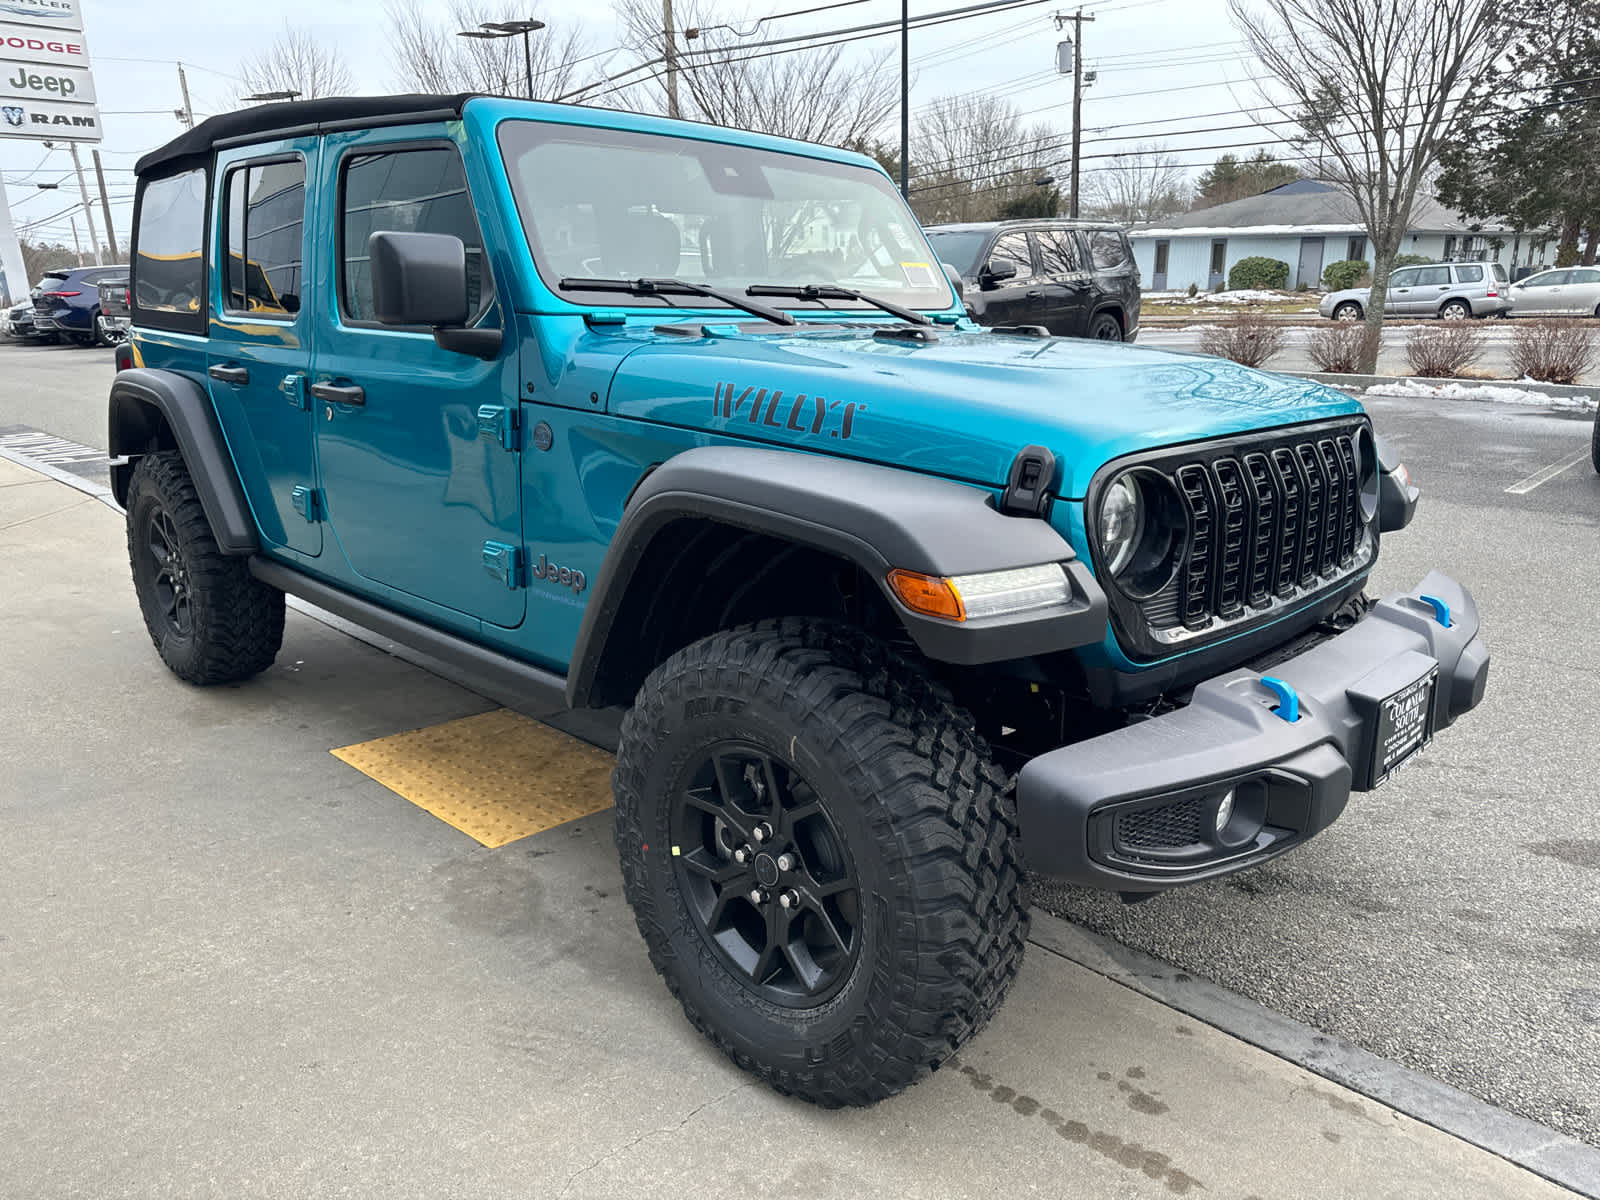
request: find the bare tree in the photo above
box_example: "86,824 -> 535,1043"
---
385,0 -> 591,99
601,0 -> 896,147
908,94 -> 1057,225
238,24 -> 353,101
1234,0 -> 1519,370
1081,144 -> 1191,224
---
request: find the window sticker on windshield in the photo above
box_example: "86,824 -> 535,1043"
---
900,261 -> 939,288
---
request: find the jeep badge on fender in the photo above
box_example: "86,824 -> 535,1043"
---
108,93 -> 1487,1112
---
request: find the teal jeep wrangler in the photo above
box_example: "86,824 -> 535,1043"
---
110,94 -> 1489,1107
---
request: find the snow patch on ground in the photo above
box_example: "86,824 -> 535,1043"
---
1148,288 -> 1305,304
1365,378 -> 1598,413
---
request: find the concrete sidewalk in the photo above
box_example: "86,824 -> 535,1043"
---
0,455 -> 1580,1199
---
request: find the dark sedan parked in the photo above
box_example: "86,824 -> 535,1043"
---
31,266 -> 129,347
924,219 -> 1141,341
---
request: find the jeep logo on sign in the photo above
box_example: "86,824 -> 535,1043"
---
6,67 -> 80,97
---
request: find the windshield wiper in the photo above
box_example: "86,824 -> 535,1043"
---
556,277 -> 796,326
746,283 -> 932,326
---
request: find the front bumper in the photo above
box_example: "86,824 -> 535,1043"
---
1017,571 -> 1489,891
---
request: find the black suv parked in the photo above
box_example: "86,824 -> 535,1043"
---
925,219 -> 1141,341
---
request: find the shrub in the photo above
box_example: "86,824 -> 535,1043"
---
1227,256 -> 1290,290
1199,313 -> 1287,368
1510,320 -> 1597,385
1406,322 -> 1484,378
1307,321 -> 1374,373
1393,253 -> 1431,269
1187,282 -> 1198,298
1321,258 -> 1368,291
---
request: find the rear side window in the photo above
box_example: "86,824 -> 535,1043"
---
224,157 -> 306,318
339,145 -> 493,324
1454,264 -> 1483,283
133,167 -> 208,334
1087,229 -> 1129,270
1414,266 -> 1450,286
1035,230 -> 1083,275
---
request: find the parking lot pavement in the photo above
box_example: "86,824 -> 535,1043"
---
1036,394 -> 1600,1147
0,455 -> 1583,1199
0,339 -> 116,449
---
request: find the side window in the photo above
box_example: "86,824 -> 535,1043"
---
1388,268 -> 1418,288
1454,264 -> 1483,283
1414,266 -> 1450,286
1087,230 -> 1129,270
991,232 -> 1034,280
1034,230 -> 1082,276
340,145 -> 493,324
223,157 -> 306,318
133,166 -> 208,332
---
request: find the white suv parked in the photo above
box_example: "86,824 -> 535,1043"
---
1320,261 -> 1512,321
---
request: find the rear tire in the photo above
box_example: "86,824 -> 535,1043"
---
126,450 -> 284,684
613,618 -> 1028,1107
1089,312 -> 1124,341
1440,299 -> 1471,320
1591,409 -> 1600,475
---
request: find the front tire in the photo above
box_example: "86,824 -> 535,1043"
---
126,450 -> 284,684
1591,409 -> 1600,474
613,619 -> 1028,1107
1333,301 -> 1362,321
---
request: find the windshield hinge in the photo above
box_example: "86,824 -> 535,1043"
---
482,542 -> 525,589
1001,445 -> 1057,518
477,404 -> 518,451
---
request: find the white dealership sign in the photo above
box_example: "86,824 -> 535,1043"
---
2,59 -> 95,102
1,93 -> 99,137
0,0 -> 82,33
0,21 -> 89,65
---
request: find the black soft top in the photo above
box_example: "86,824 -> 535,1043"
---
135,93 -> 474,176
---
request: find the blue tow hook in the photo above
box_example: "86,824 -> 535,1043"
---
1417,594 -> 1452,627
1260,676 -> 1300,723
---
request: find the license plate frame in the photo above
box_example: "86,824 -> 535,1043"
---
1369,666 -> 1438,787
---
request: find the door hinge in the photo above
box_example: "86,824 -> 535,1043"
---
280,372 -> 309,411
477,404 -> 519,451
482,541 -> 524,589
290,485 -> 325,522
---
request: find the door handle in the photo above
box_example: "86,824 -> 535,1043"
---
208,363 -> 249,385
310,381 -> 366,407
1025,289 -> 1043,298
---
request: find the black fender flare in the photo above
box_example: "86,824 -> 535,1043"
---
108,367 -> 259,555
566,446 -> 1108,707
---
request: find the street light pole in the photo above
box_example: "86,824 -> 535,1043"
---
461,20 -> 546,100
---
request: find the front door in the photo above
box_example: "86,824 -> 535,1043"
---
979,231 -> 1044,326
312,134 -> 524,629
1296,237 -> 1324,289
206,139 -> 321,556
1385,266 -> 1420,315
1032,229 -> 1094,336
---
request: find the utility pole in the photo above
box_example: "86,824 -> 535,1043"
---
92,150 -> 118,265
899,0 -> 909,198
69,216 -> 84,266
663,0 -> 681,118
68,144 -> 103,266
176,63 -> 195,129
1054,8 -> 1094,218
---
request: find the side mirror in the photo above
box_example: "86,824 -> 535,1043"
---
941,261 -> 965,299
279,293 -> 301,315
981,257 -> 1019,288
368,230 -> 500,360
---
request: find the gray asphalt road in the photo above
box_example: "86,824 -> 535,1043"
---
4,337 -> 1598,1148
1135,323 -> 1572,382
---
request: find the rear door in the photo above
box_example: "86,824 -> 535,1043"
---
1032,229 -> 1093,336
311,131 -> 524,628
1409,265 -> 1452,315
206,138 -> 322,556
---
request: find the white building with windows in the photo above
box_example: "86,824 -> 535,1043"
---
1128,179 -> 1516,292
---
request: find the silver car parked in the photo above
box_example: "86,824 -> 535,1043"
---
1506,267 -> 1600,318
1319,261 -> 1512,321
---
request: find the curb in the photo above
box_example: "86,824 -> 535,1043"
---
1028,912 -> 1600,1198
1288,371 -> 1598,400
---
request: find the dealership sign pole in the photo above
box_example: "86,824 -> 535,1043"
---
0,0 -> 103,303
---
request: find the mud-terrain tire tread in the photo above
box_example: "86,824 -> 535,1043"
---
612,617 -> 1028,1108
1592,407 -> 1600,474
126,450 -> 284,684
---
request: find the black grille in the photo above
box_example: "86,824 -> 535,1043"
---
1158,425 -> 1368,635
1115,798 -> 1206,852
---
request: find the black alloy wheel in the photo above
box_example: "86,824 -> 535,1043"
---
670,743 -> 859,1005
1090,312 -> 1124,341
144,507 -> 194,639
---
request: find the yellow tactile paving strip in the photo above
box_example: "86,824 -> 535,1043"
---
331,708 -> 616,848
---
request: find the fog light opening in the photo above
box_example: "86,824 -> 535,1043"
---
1213,788 -> 1235,835
1212,781 -> 1268,848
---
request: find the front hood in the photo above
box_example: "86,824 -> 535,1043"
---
605,324 -> 1365,497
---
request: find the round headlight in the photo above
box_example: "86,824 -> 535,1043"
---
1098,474 -> 1145,575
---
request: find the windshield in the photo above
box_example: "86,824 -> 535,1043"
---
497,121 -> 955,313
923,230 -> 990,276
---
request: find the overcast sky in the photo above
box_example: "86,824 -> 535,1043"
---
1,0 -> 1274,251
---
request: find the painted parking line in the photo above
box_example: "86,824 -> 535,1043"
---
331,707 -> 615,847
0,430 -> 105,465
1503,449 -> 1590,495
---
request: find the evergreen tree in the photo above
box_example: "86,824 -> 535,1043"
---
1193,150 -> 1301,209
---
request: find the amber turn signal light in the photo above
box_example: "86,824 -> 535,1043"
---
886,569 -> 966,621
